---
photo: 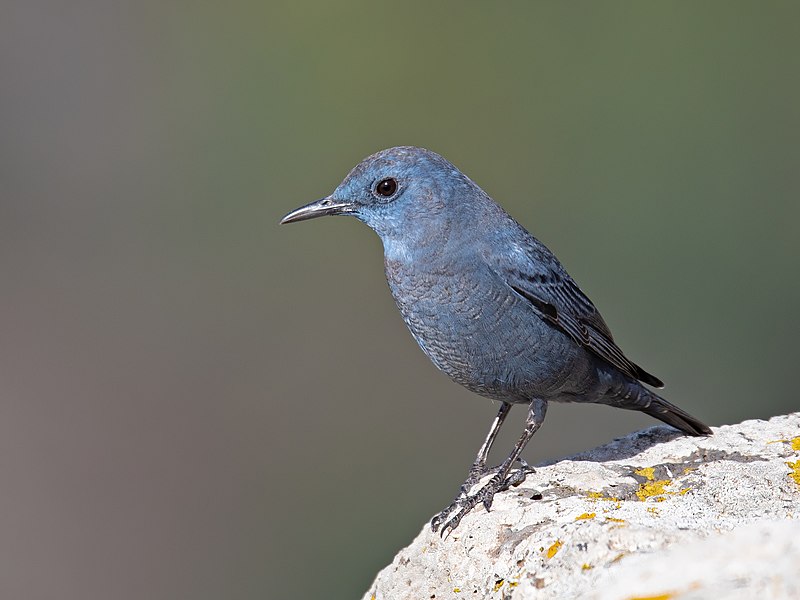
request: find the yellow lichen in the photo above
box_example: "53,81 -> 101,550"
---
611,552 -> 626,563
646,506 -> 659,515
546,540 -> 563,559
507,581 -> 518,588
453,588 -> 461,593
768,437 -> 800,450
575,512 -> 596,521
581,563 -> 593,571
493,579 -> 504,592
634,467 -> 656,481
587,491 -> 620,502
636,479 -> 673,501
788,461 -> 800,486
606,516 -> 626,523
627,594 -> 674,600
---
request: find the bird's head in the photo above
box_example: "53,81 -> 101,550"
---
280,147 -> 481,250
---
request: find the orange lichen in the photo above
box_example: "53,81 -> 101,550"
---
546,540 -> 563,559
627,594 -> 674,600
575,512 -> 596,521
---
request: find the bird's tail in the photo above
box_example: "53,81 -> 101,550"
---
601,378 -> 712,436
640,393 -> 712,436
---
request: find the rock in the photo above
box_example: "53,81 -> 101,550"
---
362,413 -> 800,600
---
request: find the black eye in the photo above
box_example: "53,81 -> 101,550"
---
375,178 -> 398,198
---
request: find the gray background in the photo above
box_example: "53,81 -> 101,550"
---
2,2 -> 798,599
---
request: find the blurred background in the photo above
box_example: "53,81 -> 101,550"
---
1,2 -> 798,599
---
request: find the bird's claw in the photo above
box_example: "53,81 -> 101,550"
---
433,473 -> 508,537
515,458 -> 536,478
430,462 -> 533,536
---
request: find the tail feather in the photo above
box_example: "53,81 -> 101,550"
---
641,395 -> 712,436
603,379 -> 712,436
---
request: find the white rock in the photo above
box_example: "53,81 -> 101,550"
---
362,413 -> 800,600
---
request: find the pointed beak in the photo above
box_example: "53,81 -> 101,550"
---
279,196 -> 354,224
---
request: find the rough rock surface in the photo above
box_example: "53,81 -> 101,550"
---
363,413 -> 800,600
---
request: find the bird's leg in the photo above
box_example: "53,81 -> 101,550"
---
430,402 -> 512,532
463,401 -> 513,493
434,399 -> 547,536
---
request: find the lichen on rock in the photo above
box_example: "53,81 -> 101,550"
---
362,413 -> 800,600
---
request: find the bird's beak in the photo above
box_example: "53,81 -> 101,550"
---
279,196 -> 354,224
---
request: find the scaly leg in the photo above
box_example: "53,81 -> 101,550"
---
462,401 -> 513,489
431,402 -> 513,532
434,398 -> 547,536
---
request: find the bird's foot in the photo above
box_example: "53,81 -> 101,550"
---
430,459 -> 534,536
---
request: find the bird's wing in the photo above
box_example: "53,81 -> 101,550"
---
489,242 -> 664,388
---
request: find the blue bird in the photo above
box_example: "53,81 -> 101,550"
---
281,146 -> 711,535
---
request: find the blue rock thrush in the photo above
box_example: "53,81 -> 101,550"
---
280,146 -> 711,535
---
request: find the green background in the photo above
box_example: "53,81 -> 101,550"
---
2,2 -> 798,599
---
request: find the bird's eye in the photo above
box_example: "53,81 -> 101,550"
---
375,178 -> 398,198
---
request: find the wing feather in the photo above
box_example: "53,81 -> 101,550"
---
493,243 -> 663,388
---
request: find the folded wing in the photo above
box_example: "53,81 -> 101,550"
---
490,242 -> 664,388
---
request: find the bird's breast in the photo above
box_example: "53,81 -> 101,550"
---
384,257 -> 565,399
